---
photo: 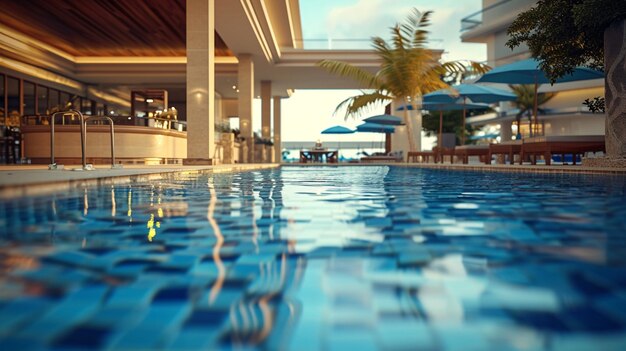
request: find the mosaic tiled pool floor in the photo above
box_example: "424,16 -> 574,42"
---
1,166 -> 626,350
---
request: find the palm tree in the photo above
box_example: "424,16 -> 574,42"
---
317,9 -> 489,152
508,84 -> 556,138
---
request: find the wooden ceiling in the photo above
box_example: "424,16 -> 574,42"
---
0,0 -> 232,57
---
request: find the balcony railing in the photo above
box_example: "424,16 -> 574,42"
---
294,38 -> 444,50
461,0 -> 534,32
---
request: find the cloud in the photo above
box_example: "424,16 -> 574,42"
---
316,0 -> 485,61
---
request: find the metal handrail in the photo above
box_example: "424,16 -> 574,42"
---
49,110 -> 87,170
85,116 -> 121,169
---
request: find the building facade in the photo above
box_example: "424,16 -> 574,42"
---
460,0 -> 606,141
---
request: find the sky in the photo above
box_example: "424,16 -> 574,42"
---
252,0 -> 487,144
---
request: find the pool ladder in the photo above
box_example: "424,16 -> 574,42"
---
48,110 -> 122,170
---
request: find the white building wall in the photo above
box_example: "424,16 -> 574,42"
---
493,30 -> 529,65
544,115 -> 605,136
543,86 -> 605,110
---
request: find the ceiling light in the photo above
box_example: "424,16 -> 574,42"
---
146,98 -> 154,103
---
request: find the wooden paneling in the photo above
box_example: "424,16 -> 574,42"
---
0,0 -> 232,57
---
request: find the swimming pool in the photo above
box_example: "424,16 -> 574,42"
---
1,166 -> 625,350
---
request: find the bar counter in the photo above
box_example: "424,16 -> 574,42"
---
21,124 -> 187,165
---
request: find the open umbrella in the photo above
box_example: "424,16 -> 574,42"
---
321,125 -> 355,158
424,84 -> 516,144
356,122 -> 395,152
476,58 -> 603,136
363,114 -> 404,126
321,125 -> 354,134
356,122 -> 395,133
398,101 -> 489,148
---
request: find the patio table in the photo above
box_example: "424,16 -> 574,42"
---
299,149 -> 338,163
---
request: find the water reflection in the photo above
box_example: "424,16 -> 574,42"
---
0,167 -> 625,350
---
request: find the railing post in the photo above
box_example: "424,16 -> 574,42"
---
85,116 -> 121,169
48,112 -> 57,169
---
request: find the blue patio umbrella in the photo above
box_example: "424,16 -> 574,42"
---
362,114 -> 404,126
424,84 -> 517,104
356,122 -> 396,133
356,122 -> 395,153
397,101 -> 490,148
424,84 -> 516,144
476,58 -> 604,135
321,125 -> 355,134
321,125 -> 355,155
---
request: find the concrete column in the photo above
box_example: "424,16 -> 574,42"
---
273,96 -> 281,163
184,0 -> 215,165
261,81 -> 271,163
238,54 -> 254,163
413,98 -> 422,152
261,81 -> 272,140
390,98 -> 421,159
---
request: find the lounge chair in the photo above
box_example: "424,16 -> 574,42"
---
361,151 -> 403,163
520,135 -> 605,165
454,145 -> 490,164
435,146 -> 455,164
407,149 -> 436,163
488,140 -> 522,165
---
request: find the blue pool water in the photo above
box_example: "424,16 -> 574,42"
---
1,166 -> 626,350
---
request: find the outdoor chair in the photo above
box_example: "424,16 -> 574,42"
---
362,151 -> 403,163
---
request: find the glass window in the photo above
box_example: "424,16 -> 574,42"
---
24,81 -> 35,115
96,102 -> 105,116
48,89 -> 59,113
60,92 -> 70,110
7,77 -> 20,126
82,98 -> 93,115
37,85 -> 48,114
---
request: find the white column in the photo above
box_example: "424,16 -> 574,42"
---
261,81 -> 272,163
238,54 -> 254,163
261,81 -> 272,140
185,0 -> 215,164
390,98 -> 422,157
273,96 -> 281,163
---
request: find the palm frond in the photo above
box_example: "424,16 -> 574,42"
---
412,10 -> 432,48
336,91 -> 393,120
317,60 -> 380,89
509,84 -> 557,112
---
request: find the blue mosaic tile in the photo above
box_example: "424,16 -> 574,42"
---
1,166 -> 626,350
52,325 -> 112,349
0,298 -> 52,337
106,284 -> 160,308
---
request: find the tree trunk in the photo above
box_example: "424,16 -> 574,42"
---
605,19 -> 626,159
